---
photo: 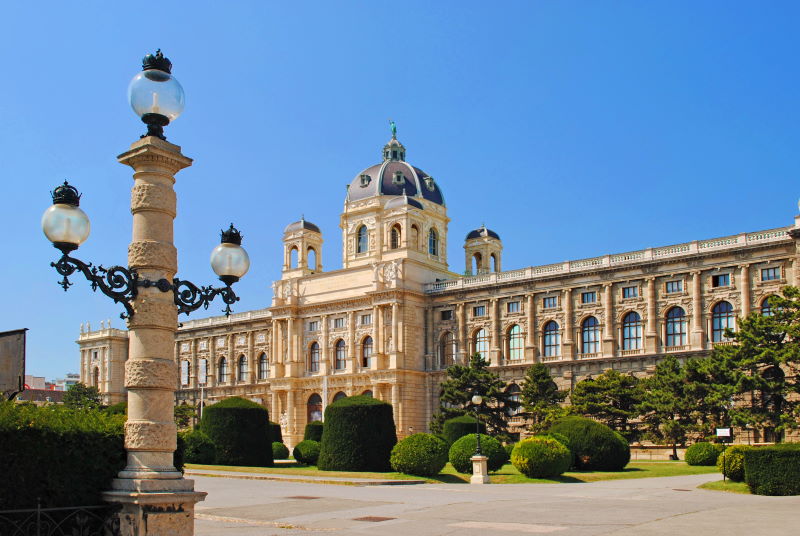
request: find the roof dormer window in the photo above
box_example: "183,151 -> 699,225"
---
392,171 -> 404,185
424,177 -> 435,191
359,174 -> 371,187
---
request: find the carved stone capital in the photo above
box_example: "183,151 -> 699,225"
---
125,359 -> 177,389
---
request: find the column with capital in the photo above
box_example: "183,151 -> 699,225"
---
526,294 -> 537,362
740,264 -> 751,317
645,278 -> 658,353
691,271 -> 706,349
602,284 -> 615,356
562,289 -> 574,360
490,298 -> 501,365
456,303 -> 467,364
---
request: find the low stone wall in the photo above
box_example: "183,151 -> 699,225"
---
630,446 -> 687,461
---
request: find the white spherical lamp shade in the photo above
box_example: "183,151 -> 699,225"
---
210,243 -> 250,282
471,394 -> 483,405
42,204 -> 90,249
128,70 -> 185,122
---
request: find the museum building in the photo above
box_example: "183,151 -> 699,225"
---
79,132 -> 799,448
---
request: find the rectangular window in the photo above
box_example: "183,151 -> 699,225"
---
507,301 -> 520,313
441,310 -> 453,321
712,274 -> 730,287
622,286 -> 638,299
308,321 -> 319,331
333,317 -> 345,329
360,314 -> 372,325
542,296 -> 558,309
581,291 -> 596,304
473,305 -> 486,317
665,280 -> 683,294
199,340 -> 207,350
761,267 -> 780,281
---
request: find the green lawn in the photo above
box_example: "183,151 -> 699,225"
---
186,461 -> 719,485
698,480 -> 751,494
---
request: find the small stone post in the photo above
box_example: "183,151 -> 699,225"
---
470,455 -> 489,484
103,136 -> 206,535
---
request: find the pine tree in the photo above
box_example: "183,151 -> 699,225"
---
569,368 -> 643,440
430,353 -> 519,437
519,363 -> 568,433
62,382 -> 101,410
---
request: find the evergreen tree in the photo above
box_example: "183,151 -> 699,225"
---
637,355 -> 695,458
569,369 -> 643,440
519,363 -> 568,433
430,353 -> 519,437
62,382 -> 101,410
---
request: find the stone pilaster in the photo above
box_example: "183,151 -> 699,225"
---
645,278 -> 658,353
691,271 -> 706,349
602,284 -> 615,356
103,136 -> 205,535
740,264 -> 751,317
562,289 -> 574,360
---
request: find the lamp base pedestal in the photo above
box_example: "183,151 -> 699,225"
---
103,478 -> 206,536
470,455 -> 490,484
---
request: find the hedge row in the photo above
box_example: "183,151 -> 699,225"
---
744,443 -> 800,496
201,397 -> 273,467
685,442 -> 721,466
442,415 -> 485,445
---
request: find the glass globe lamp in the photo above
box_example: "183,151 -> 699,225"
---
210,224 -> 250,286
42,181 -> 90,254
471,394 -> 483,406
128,50 -> 184,139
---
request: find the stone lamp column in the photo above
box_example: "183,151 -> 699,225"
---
103,136 -> 206,535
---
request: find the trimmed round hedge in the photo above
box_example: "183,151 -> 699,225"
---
293,440 -> 321,465
685,442 -> 720,466
304,420 -> 324,442
317,395 -> 397,471
181,429 -> 216,465
272,442 -> 290,460
448,433 -> 506,474
390,433 -> 448,476
442,415 -> 486,445
548,416 -> 630,471
717,445 -> 752,482
201,397 -> 273,467
511,436 -> 571,478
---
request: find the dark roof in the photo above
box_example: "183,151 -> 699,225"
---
347,160 -> 445,206
384,195 -> 424,211
284,218 -> 321,234
466,225 -> 501,240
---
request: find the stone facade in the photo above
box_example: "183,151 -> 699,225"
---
79,133 -> 800,448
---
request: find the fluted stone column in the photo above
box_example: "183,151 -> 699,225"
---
104,137 -> 205,535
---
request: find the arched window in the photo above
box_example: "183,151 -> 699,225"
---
472,252 -> 483,274
307,393 -> 322,423
622,312 -> 642,350
507,325 -> 523,361
258,353 -> 269,380
218,357 -> 228,383
198,358 -> 208,385
362,336 -> 373,368
362,390 -> 373,397
237,355 -> 248,382
761,296 -> 776,316
356,225 -> 368,254
712,301 -> 734,342
473,328 -> 489,359
309,342 -> 320,372
491,254 -> 498,273
428,228 -> 438,256
665,307 -> 687,347
333,391 -> 347,402
543,321 -> 561,357
290,246 -> 298,268
505,383 -> 522,416
308,247 -> 317,271
439,332 -> 456,368
390,225 -> 401,249
581,316 -> 600,354
334,339 -> 346,370
180,360 -> 190,386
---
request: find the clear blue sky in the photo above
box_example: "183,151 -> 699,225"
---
2,2 -> 798,380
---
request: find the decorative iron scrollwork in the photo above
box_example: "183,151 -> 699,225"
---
51,253 -> 138,319
172,278 -> 240,316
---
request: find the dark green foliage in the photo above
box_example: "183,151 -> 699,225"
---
548,416 -> 630,471
442,415 -> 485,445
104,401 -> 127,415
174,431 -> 186,473
0,401 -> 125,508
181,429 -> 216,464
511,437 -> 571,478
717,445 -> 752,482
570,369 -> 643,441
174,404 -> 196,429
744,443 -> 800,495
317,395 -> 397,471
544,432 -> 570,449
520,363 -> 568,433
62,382 -> 101,410
448,433 -> 506,474
685,442 -> 720,466
272,442 -> 290,459
304,420 -> 324,441
270,421 -> 283,443
430,354 -> 520,438
504,443 -> 516,460
390,433 -> 449,476
293,440 -> 321,465
201,397 -> 272,467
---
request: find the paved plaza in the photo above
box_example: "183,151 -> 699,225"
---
193,473 -> 800,535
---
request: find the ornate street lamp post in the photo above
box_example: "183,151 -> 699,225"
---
42,50 -> 248,535
471,394 -> 483,455
469,394 -> 489,484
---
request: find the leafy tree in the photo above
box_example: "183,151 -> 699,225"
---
430,353 -> 519,437
637,355 -> 696,458
519,363 -> 568,433
569,369 -> 643,440
62,383 -> 101,410
174,403 -> 196,429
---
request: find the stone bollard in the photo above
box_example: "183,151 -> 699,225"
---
470,455 -> 490,484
